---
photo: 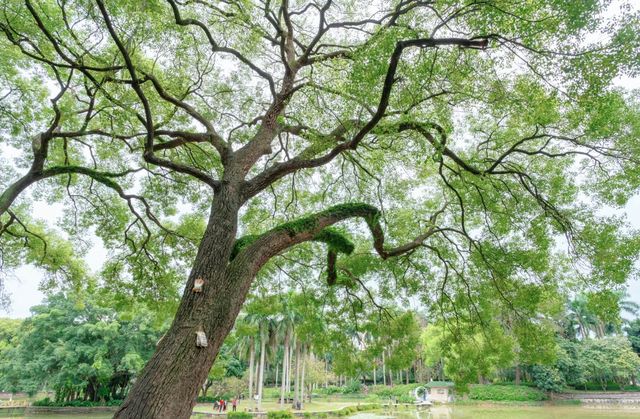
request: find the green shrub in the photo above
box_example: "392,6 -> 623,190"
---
228,412 -> 253,419
397,395 -> 415,403
370,384 -> 420,398
263,387 -> 281,399
317,386 -> 341,395
531,366 -> 565,393
32,398 -> 123,407
468,385 -> 547,402
267,410 -> 294,419
341,381 -> 362,394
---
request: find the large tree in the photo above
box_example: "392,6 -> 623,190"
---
1,0 -> 640,417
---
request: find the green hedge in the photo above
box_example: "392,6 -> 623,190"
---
227,412 -> 253,419
370,384 -> 420,398
332,403 -> 382,416
32,397 -> 123,407
468,385 -> 547,401
267,411 -> 294,419
571,382 -> 640,391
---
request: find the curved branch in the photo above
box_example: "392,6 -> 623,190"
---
165,0 -> 276,98
229,202 -> 444,284
0,164 -> 133,217
95,0 -> 220,189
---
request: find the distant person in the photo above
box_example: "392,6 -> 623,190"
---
232,398 -> 238,412
223,399 -> 228,412
213,400 -> 219,411
219,399 -> 224,412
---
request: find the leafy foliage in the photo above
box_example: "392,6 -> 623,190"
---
468,385 -> 547,402
0,293 -> 161,401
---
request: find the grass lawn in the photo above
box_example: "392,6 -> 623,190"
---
193,399 -> 366,414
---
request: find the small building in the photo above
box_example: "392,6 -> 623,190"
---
425,381 -> 454,403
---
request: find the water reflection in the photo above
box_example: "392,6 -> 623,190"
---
350,404 -> 640,419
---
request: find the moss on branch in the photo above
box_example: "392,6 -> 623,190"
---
229,203 -> 403,286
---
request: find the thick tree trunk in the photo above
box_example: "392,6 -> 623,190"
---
515,364 -> 521,386
114,188 -> 250,419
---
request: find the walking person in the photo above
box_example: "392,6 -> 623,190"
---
232,398 -> 238,412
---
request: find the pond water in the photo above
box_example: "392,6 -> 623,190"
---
352,405 -> 640,419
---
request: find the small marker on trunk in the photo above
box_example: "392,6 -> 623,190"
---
196,330 -> 208,347
192,278 -> 205,293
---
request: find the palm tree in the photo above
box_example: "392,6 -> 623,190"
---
277,298 -> 298,407
567,297 -> 596,340
233,316 -> 258,399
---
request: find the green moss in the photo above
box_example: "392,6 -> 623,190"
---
230,234 -> 260,260
313,227 -> 355,254
273,215 -> 320,236
230,203 -> 380,262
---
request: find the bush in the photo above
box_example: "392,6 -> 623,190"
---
397,395 -> 415,403
32,397 -> 123,407
267,411 -> 294,419
317,386 -> 341,395
370,384 -> 420,398
263,387 -> 281,399
228,412 -> 253,419
531,366 -> 565,393
468,385 -> 547,402
341,381 -> 362,394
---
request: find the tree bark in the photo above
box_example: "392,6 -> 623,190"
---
114,188 -> 248,418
